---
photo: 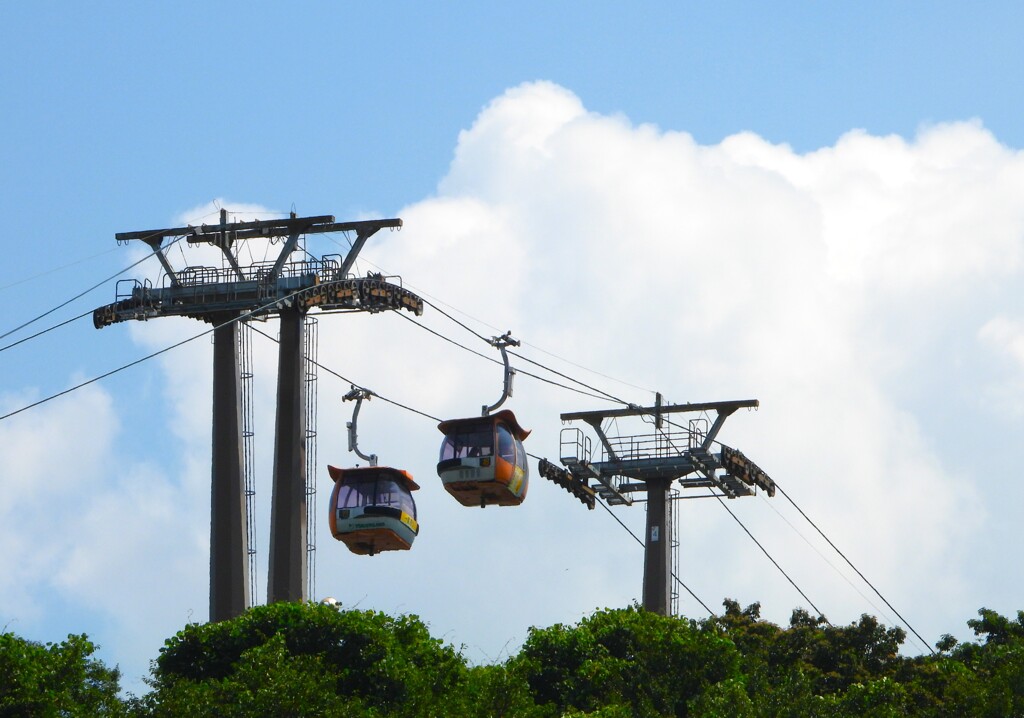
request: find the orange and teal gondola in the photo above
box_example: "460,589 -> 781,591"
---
436,409 -> 530,507
327,465 -> 419,555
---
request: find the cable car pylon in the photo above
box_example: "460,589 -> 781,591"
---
92,211 -> 424,621
327,386 -> 420,556
552,397 -> 775,616
436,332 -> 531,507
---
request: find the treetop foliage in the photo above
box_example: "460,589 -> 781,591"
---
5,601 -> 1024,717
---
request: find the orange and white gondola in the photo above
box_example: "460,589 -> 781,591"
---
327,465 -> 420,555
436,409 -> 530,507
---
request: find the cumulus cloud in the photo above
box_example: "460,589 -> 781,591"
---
10,84 -> 1024,687
358,82 -> 1022,648
978,316 -> 1024,414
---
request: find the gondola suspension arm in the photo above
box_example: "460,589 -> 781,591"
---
482,331 -> 520,416
343,386 -> 378,466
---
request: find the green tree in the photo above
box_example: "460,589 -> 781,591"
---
514,605 -> 741,717
943,608 -> 1024,718
462,662 -> 546,718
0,631 -> 126,717
137,601 -> 467,718
766,609 -> 906,695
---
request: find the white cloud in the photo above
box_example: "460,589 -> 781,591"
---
980,316 -> 1024,367
978,316 -> 1024,414
10,83 -> 1024,689
361,82 -> 1021,647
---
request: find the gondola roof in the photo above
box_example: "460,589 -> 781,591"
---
437,409 -> 531,441
327,464 -> 420,491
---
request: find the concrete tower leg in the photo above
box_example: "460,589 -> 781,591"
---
210,318 -> 251,621
643,477 -> 673,615
267,308 -> 308,603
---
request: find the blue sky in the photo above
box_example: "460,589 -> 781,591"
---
2,1 -> 1024,695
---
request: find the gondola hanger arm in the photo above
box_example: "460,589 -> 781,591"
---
482,331 -> 520,416
343,386 -> 378,466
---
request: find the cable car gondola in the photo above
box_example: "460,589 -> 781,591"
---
436,332 -> 531,507
437,409 -> 531,507
327,464 -> 420,555
326,386 -> 419,556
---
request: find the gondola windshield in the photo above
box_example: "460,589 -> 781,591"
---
335,474 -> 417,519
440,425 -> 494,461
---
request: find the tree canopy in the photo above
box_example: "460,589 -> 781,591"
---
6,601 -> 1024,716
0,631 -> 125,717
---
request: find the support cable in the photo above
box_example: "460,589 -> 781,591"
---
508,348 -> 629,406
774,483 -> 936,653
421,297 -> 498,343
1,279 -> 298,424
0,234 -> 184,342
0,246 -> 121,292
599,482 -> 715,618
756,492 -> 918,646
0,309 -> 94,355
0,326 -> 212,423
522,448 -> 712,616
758,494 -> 896,620
711,490 -> 831,625
395,313 -> 612,403
422,298 -> 633,405
5,253 -> 922,642
320,241 -> 656,395
247,324 -> 443,423
699,432 -> 933,651
252,316 -> 717,617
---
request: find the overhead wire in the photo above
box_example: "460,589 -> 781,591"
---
592,492 -> 715,617
710,490 -> 831,625
417,298 -> 637,407
0,246 -> 121,292
5,229 -> 929,643
0,325 -> 211,424
0,309 -> 95,355
0,278 -> 309,424
696,431 -> 934,651
773,482 -> 936,654
394,311 -> 614,404
507,347 -> 629,406
250,315 -> 717,619
246,323 -> 442,424
641,418 -> 827,627
319,232 -> 654,395
754,491 -> 925,650
407,287 -> 867,630
0,232 -> 185,343
757,493 -> 898,621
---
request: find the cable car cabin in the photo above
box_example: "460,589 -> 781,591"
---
437,409 -> 531,507
327,466 -> 419,555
